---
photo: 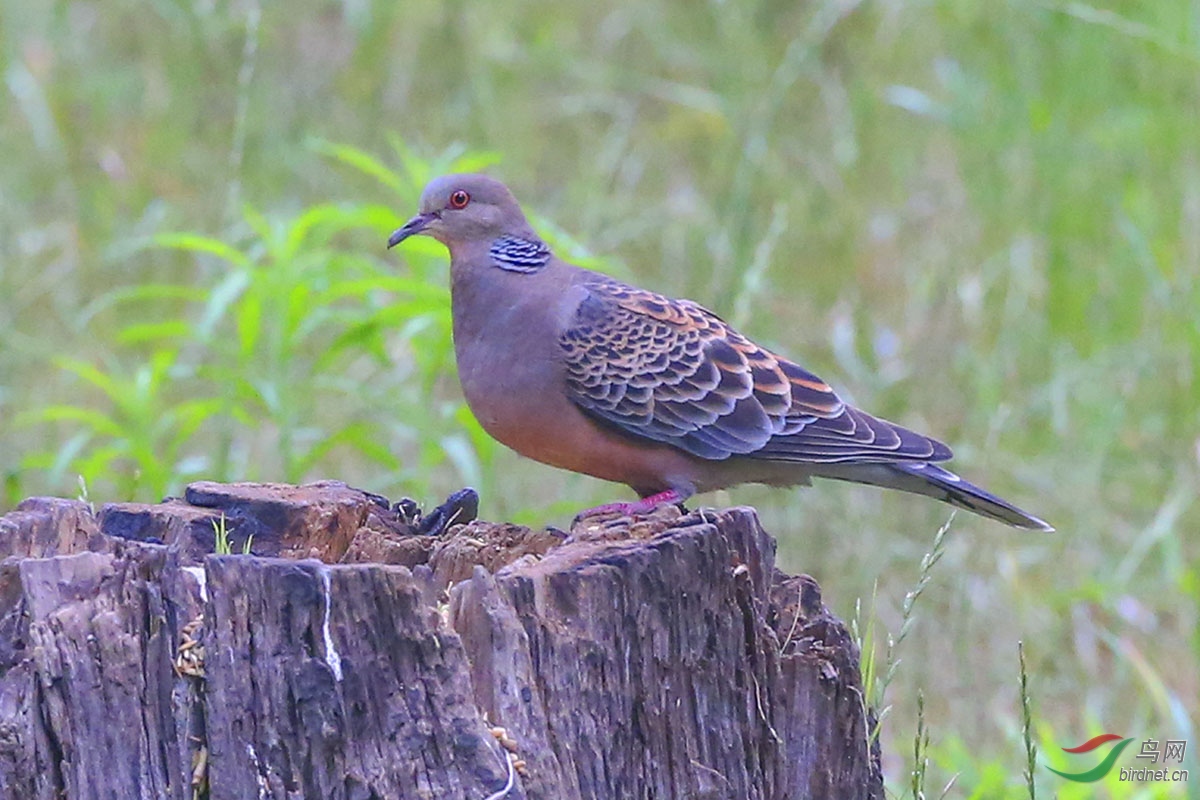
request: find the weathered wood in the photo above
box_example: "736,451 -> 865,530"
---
0,498 -> 107,560
0,540 -> 204,800
203,557 -> 514,800
0,483 -> 882,799
452,506 -> 880,800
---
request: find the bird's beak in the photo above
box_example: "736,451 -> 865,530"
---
387,212 -> 438,249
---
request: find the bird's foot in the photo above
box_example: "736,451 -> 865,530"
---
574,489 -> 689,522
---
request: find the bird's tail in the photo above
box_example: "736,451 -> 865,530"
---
814,461 -> 1054,531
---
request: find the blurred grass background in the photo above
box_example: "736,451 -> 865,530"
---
1,0 -> 1197,795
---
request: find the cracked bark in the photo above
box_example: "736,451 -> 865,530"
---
0,483 -> 882,799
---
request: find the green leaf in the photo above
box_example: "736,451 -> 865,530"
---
199,269 -> 252,341
116,320 -> 192,345
154,233 -> 252,269
79,283 -> 206,328
282,284 -> 313,351
293,421 -> 401,476
33,406 -> 126,438
438,433 -> 483,489
312,139 -> 407,194
283,204 -> 364,257
54,358 -> 124,403
170,398 -> 224,444
241,205 -> 276,252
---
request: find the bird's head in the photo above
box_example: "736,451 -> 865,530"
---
387,174 -> 535,250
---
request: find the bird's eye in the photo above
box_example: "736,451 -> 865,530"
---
448,190 -> 470,209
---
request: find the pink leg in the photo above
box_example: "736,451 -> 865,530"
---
576,489 -> 690,519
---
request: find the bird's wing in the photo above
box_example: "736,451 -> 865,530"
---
559,279 -> 952,463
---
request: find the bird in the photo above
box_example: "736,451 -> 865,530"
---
387,174 -> 1053,531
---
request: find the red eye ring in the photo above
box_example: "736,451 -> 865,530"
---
448,190 -> 470,209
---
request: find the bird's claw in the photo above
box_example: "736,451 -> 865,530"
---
573,489 -> 689,524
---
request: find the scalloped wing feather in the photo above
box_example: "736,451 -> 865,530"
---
560,279 -> 953,464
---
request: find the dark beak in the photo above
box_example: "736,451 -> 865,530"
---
387,213 -> 437,249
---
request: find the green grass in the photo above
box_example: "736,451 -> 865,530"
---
1,0 -> 1197,796
211,512 -> 252,556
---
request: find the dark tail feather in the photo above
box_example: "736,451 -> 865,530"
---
890,463 -> 1053,531
815,462 -> 1054,531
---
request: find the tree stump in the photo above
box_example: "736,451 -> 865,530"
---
0,482 -> 882,799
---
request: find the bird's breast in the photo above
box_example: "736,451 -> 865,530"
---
451,279 -> 566,442
446,263 -> 703,494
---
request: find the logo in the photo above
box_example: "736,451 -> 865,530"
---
1048,733 -> 1189,784
1047,734 -> 1135,782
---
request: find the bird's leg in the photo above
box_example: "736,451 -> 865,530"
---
576,488 -> 690,520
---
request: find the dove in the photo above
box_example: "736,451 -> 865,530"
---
388,174 -> 1052,530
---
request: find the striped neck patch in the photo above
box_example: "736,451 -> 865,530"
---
490,235 -> 551,273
